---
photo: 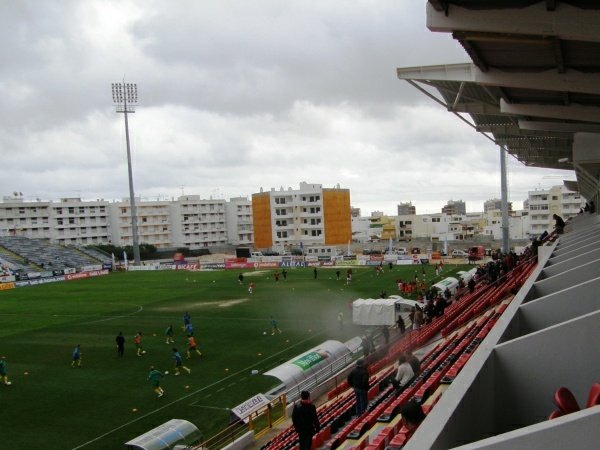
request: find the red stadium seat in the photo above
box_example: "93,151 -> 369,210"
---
548,409 -> 563,420
586,383 -> 600,408
553,387 -> 581,414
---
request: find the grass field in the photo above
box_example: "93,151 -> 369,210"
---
0,263 -> 469,449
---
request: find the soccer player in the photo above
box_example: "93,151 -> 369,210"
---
71,344 -> 82,368
248,281 -> 255,295
185,322 -> 194,337
0,356 -> 11,385
182,312 -> 191,331
271,316 -> 282,335
186,335 -> 202,359
134,332 -> 144,356
172,348 -> 191,376
165,325 -> 175,344
147,366 -> 164,398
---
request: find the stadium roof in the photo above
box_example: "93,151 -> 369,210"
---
397,0 -> 600,202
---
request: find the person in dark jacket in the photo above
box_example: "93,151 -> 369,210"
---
116,331 -> 125,357
405,351 -> 421,375
553,214 -> 566,234
347,359 -> 370,416
292,390 -> 320,450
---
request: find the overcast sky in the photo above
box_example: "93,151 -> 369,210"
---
0,0 -> 575,215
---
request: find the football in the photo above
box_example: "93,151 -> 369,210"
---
6,382 -> 12,385
263,331 -> 267,335
164,371 -> 169,375
142,350 -> 147,354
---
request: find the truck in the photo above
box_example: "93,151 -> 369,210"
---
468,246 -> 485,261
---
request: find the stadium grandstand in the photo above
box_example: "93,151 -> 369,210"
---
202,2 -> 600,450
0,236 -> 108,272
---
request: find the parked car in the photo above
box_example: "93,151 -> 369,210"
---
451,249 -> 468,257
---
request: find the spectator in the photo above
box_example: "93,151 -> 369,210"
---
406,351 -> 421,374
467,278 -> 476,294
347,359 -> 369,416
292,390 -> 320,450
396,315 -> 406,334
362,334 -> 374,356
413,306 -> 424,329
381,325 -> 389,345
392,353 -> 414,393
553,214 -> 565,234
400,400 -> 426,436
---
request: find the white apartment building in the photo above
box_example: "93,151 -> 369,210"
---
53,198 -> 111,246
527,185 -> 584,236
225,197 -> 253,246
395,211 -> 529,242
109,198 -> 172,248
481,210 -> 530,240
0,196 -> 112,246
171,196 -> 228,249
0,194 -> 251,250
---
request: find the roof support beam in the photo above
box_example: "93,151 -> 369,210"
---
519,121 -> 600,134
452,82 -> 465,110
397,63 -> 600,96
450,102 -> 502,115
501,100 -> 600,123
427,2 -> 600,43
477,124 -> 569,137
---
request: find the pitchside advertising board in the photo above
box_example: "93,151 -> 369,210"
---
231,393 -> 271,423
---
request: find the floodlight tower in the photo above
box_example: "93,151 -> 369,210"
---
112,81 -> 141,265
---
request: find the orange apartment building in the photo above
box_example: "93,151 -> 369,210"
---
251,182 -> 352,250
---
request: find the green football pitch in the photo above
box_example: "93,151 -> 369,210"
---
0,263 -> 468,449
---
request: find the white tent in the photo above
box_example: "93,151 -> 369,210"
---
432,277 -> 459,295
352,298 -> 397,326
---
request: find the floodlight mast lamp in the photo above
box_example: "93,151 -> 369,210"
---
112,81 -> 141,266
